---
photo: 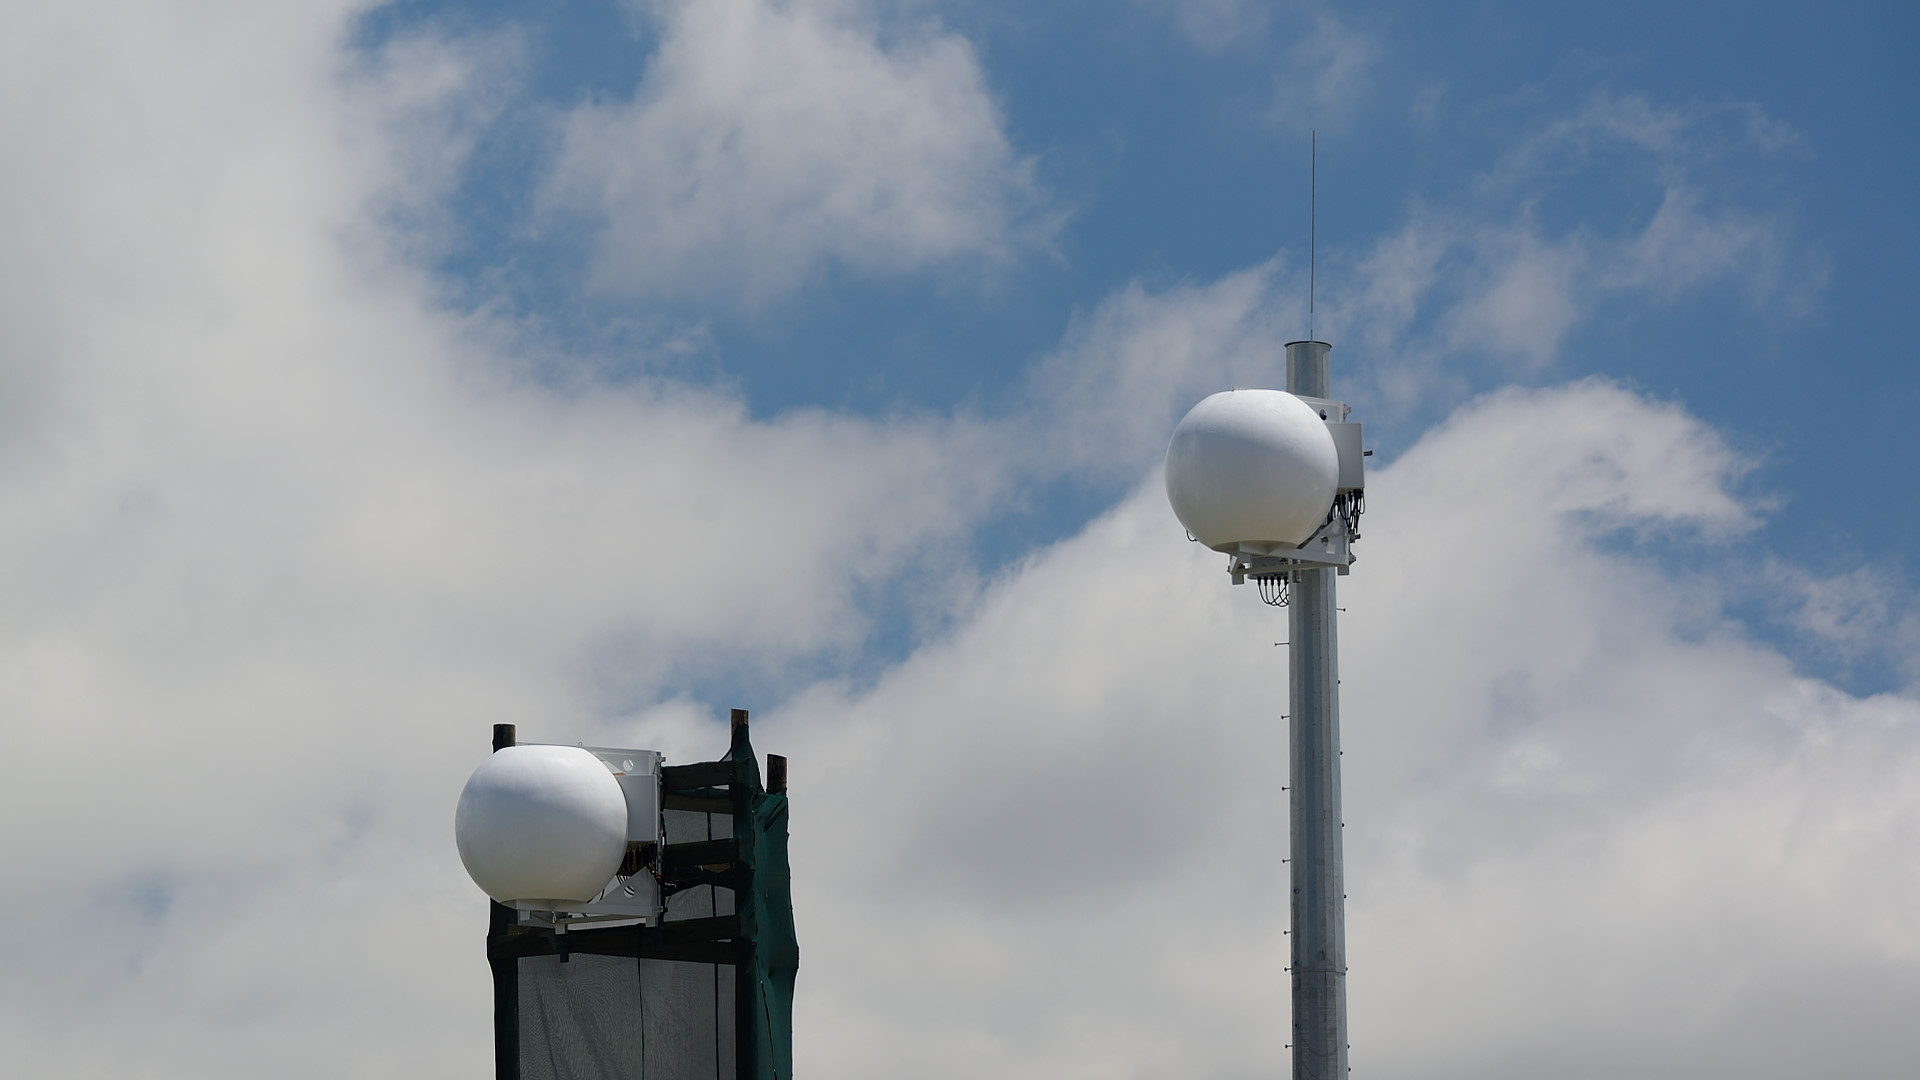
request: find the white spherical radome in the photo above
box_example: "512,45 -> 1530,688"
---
454,744 -> 628,906
1165,389 -> 1340,550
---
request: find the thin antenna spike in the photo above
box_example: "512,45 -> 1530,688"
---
1309,130 -> 1316,342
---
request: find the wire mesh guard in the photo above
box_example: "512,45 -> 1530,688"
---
516,809 -> 740,1080
1257,573 -> 1291,607
518,954 -> 738,1080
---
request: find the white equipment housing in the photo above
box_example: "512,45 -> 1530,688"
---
1230,393 -> 1365,580
1166,389 -> 1366,582
562,746 -> 664,923
455,744 -> 665,925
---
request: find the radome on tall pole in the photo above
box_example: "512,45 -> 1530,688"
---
1164,309 -> 1365,1079
1164,340 -> 1362,1078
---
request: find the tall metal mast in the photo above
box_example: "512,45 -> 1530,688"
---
1165,134 -> 1360,1080
1285,338 -> 1347,1079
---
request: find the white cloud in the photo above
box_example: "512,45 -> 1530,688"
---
336,22 -> 529,260
1764,562 -> 1920,686
1135,0 -> 1272,51
1270,10 -> 1377,131
1135,1 -> 1376,130
1607,183 -> 1785,299
1489,93 -> 1810,186
1,5 -> 1911,1078
1022,261 -> 1302,479
0,5 -> 1020,1072
541,0 -> 1053,305
1442,223 -> 1592,367
1313,92 -> 1820,409
763,380 -> 1920,1077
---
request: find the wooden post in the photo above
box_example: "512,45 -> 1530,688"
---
488,724 -> 519,1080
766,755 -> 786,795
729,709 -> 756,1080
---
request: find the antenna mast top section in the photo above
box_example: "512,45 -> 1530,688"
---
1309,130 -> 1316,344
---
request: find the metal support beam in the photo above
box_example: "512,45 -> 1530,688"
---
1285,340 -> 1348,1079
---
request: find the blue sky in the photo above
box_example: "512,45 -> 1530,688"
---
359,0 -> 1915,691
2,2 -> 1916,1077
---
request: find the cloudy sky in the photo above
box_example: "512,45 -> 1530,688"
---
3,1 -> 1916,1076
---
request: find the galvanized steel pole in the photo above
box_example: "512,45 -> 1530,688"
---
1285,339 -> 1348,1079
